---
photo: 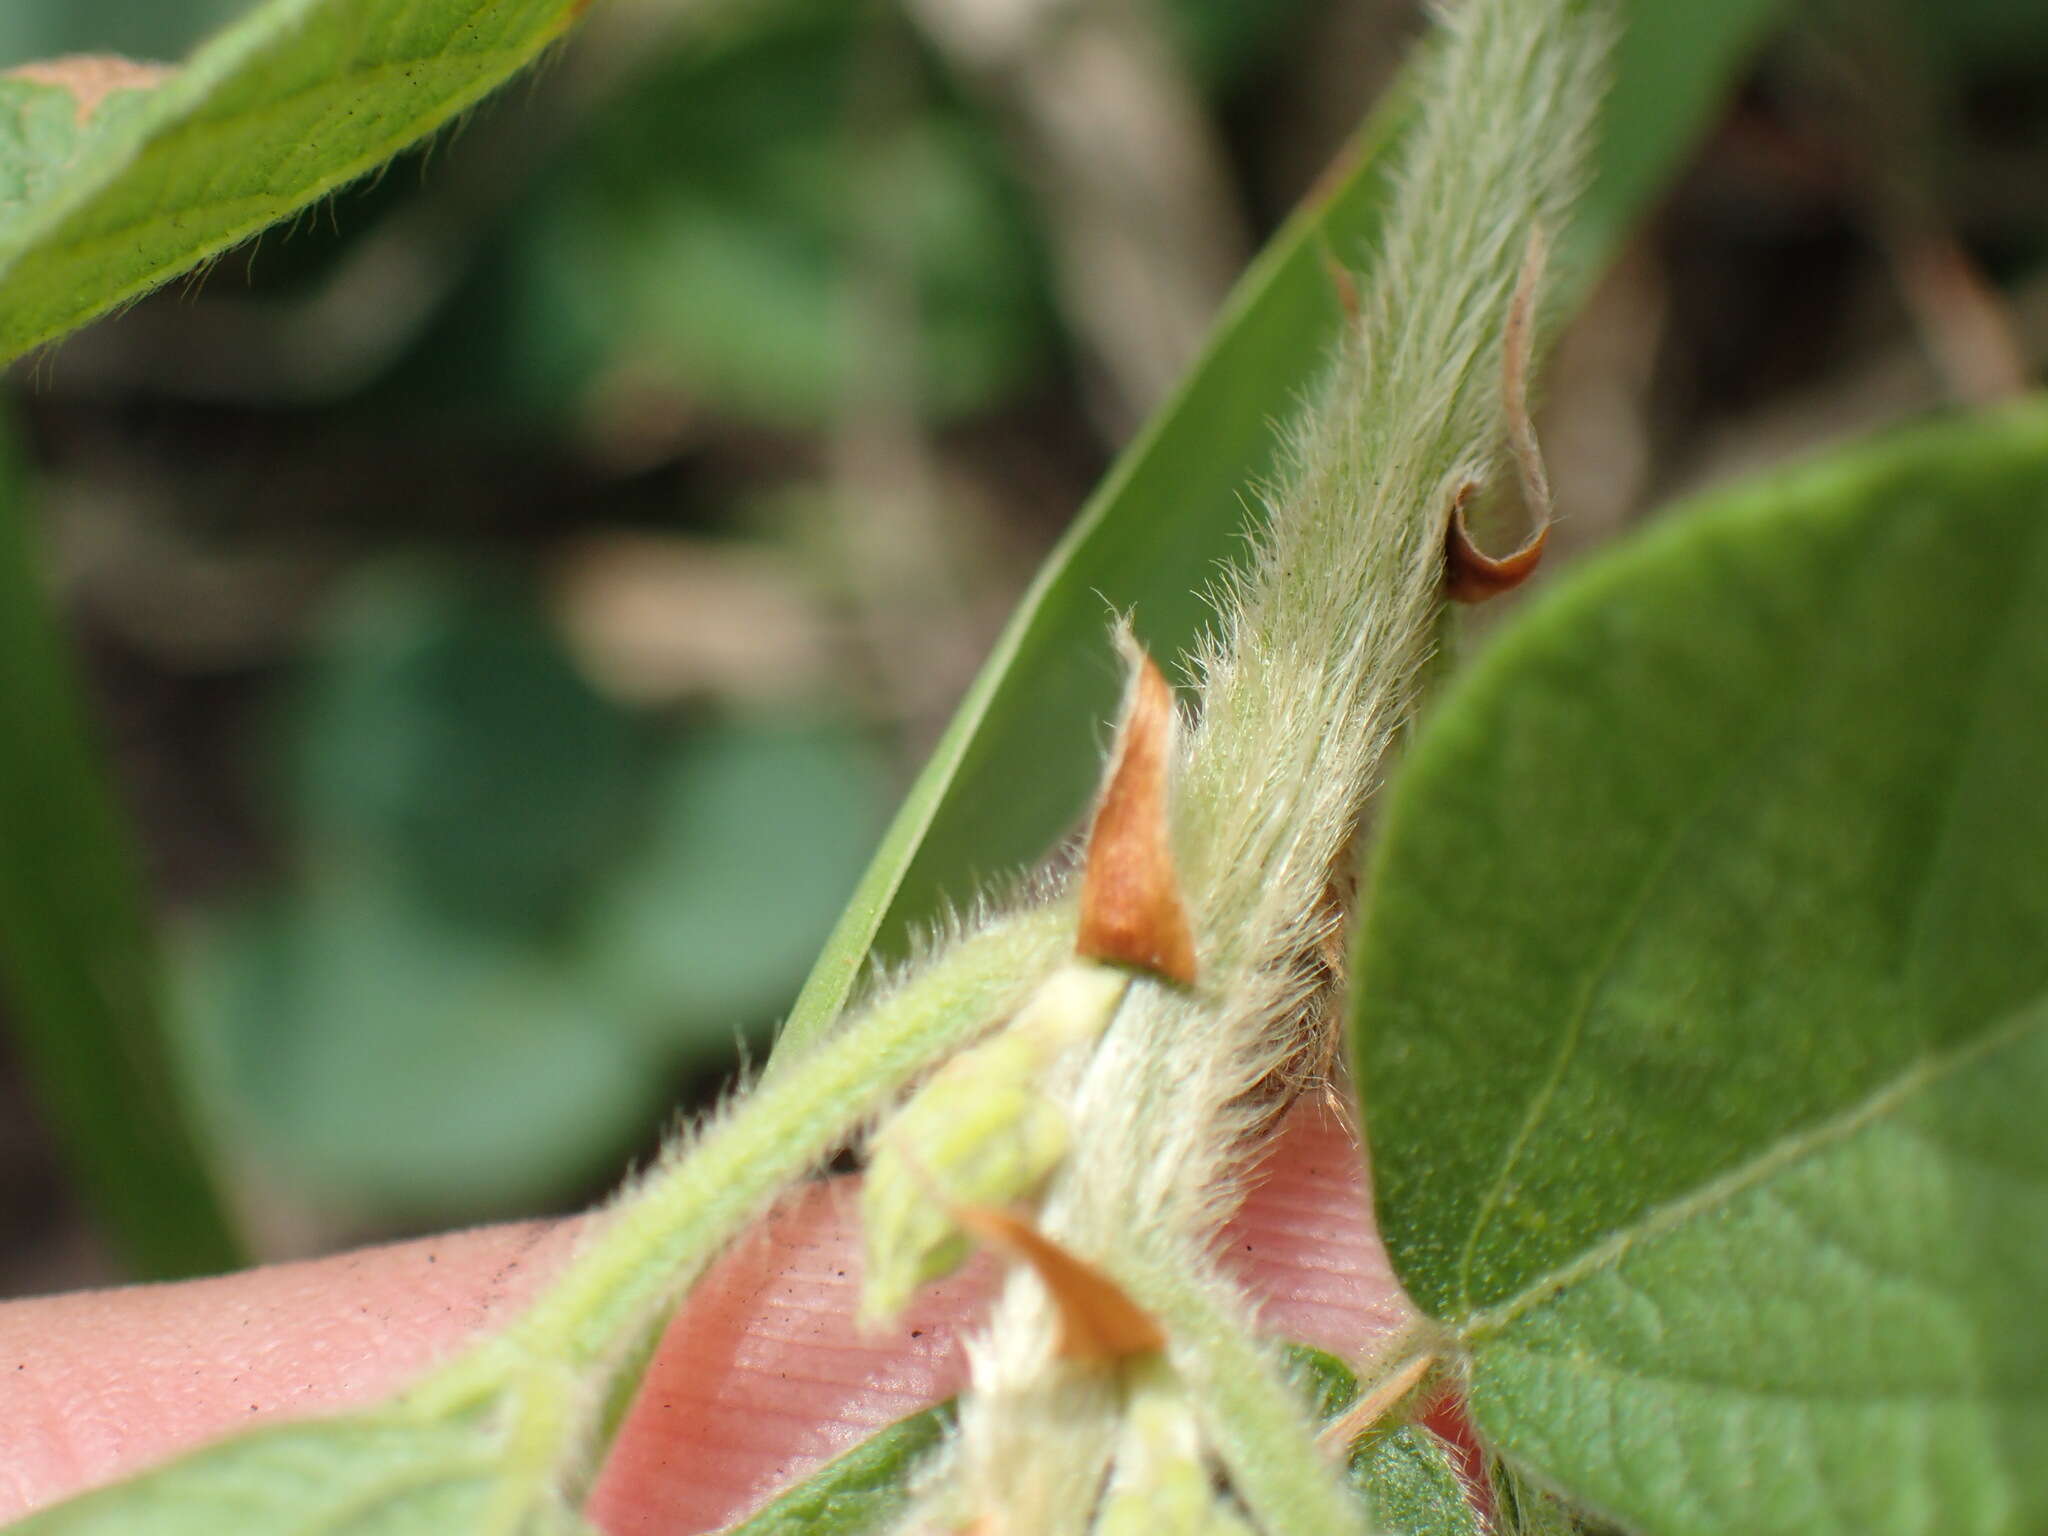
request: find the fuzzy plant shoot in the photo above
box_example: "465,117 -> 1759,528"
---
494,0 -> 1612,1516
0,1 -> 1616,1532
865,0 -> 1612,1527
7,0 -> 2039,1527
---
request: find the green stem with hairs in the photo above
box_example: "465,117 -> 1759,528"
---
404,906 -> 1071,1425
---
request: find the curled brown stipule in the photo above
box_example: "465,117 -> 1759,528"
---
1444,480 -> 1548,602
1445,227 -> 1555,603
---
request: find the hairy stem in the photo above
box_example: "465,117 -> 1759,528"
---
409,905 -> 1071,1423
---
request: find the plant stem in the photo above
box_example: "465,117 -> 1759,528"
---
1134,1257 -> 1364,1536
408,905 -> 1071,1412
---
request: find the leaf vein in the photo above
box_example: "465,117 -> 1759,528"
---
1459,997 -> 2046,1340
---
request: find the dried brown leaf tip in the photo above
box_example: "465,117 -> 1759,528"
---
5,55 -> 170,124
1078,640 -> 1198,984
954,1206 -> 1165,1363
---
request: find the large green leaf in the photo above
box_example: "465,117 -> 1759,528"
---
0,0 -> 589,361
774,0 -> 1787,1057
0,418 -> 244,1278
1353,401 -> 2048,1534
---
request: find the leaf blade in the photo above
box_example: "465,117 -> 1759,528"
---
0,0 -> 589,361
1354,401 -> 2048,1533
0,419 -> 244,1278
6,1404 -> 527,1536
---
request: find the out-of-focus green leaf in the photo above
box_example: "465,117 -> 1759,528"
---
588,724 -> 887,1043
0,418 -> 244,1278
775,0 -> 1790,1059
0,0 -> 591,361
1163,0 -> 1318,91
183,562 -> 647,1213
442,6 -> 1049,427
178,863 -> 656,1214
180,558 -> 890,1215
1354,401 -> 2048,1534
0,79 -> 161,236
1572,0 -> 1784,266
291,563 -> 639,930
1895,0 -> 2048,66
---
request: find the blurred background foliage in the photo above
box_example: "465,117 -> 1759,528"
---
2,0 -> 2046,1291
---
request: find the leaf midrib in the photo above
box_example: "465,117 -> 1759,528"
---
1456,994 -> 2046,1344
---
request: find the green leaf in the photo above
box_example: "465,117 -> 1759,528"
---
1349,1426 -> 1486,1536
178,562 -> 889,1212
289,562 -> 641,932
774,0 -> 1789,1058
0,0 -> 589,361
177,862 -> 658,1215
4,1378 -> 598,1536
0,75 -> 162,240
723,1402 -> 955,1536
1291,1344 -> 1485,1536
174,560 -> 653,1214
1570,0 -> 1784,267
484,5 -> 1049,428
0,415 -> 245,1278
1493,1463 -> 1599,1536
1354,400 -> 2048,1534
179,549 -> 885,1216
587,723 -> 888,1042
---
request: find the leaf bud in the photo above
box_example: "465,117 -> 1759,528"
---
1094,1358 -> 1255,1536
861,964 -> 1129,1322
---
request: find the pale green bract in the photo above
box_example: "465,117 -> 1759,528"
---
0,0 -> 589,361
1354,401 -> 2048,1535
